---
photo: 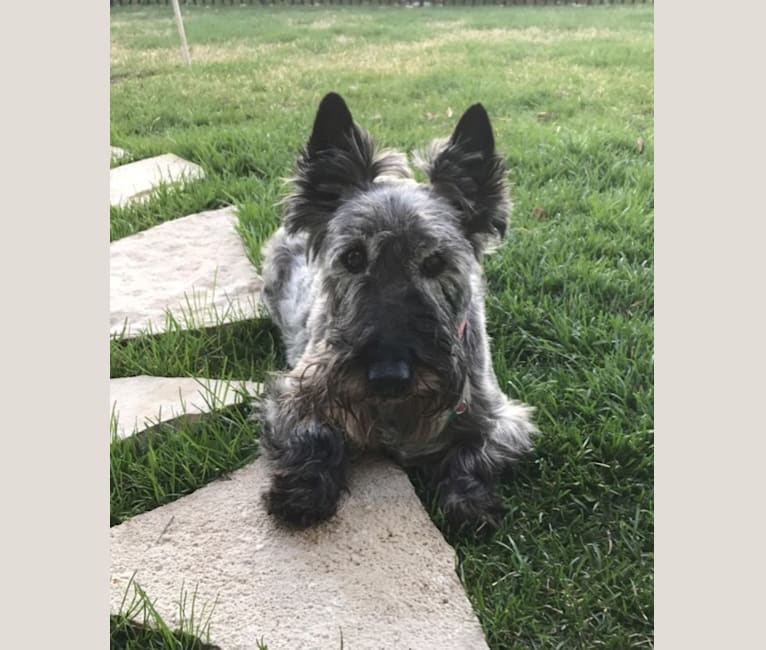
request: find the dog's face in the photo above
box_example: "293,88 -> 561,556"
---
321,183 -> 475,413
284,93 -> 510,416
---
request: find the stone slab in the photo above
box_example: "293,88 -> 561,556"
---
110,207 -> 262,339
110,153 -> 205,207
110,376 -> 262,440
111,146 -> 126,164
110,458 -> 489,650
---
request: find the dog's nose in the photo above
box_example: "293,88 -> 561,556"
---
367,360 -> 412,398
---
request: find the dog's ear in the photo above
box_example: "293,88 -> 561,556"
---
283,92 -> 408,255
307,92 -> 358,154
418,104 -> 509,257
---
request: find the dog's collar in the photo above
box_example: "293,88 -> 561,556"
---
449,318 -> 469,420
449,398 -> 468,422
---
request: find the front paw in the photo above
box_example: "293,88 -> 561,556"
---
261,420 -> 347,529
265,468 -> 344,529
436,474 -> 504,530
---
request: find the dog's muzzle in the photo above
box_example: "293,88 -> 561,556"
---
365,342 -> 413,399
367,360 -> 412,398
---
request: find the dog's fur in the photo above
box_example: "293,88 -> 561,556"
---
258,92 -> 537,528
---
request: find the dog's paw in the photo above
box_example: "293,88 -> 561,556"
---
264,468 -> 344,529
436,474 -> 505,531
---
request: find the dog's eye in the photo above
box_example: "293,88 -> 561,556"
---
341,247 -> 367,273
421,253 -> 446,277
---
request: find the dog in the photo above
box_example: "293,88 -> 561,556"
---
257,92 -> 537,529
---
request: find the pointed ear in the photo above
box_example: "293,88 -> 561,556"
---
307,92 -> 358,154
417,104 -> 509,257
451,103 -> 495,157
283,92 -> 409,254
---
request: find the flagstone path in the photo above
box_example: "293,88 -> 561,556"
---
111,457 -> 489,650
110,153 -> 204,207
110,206 -> 262,339
110,375 -> 262,440
111,146 -> 126,164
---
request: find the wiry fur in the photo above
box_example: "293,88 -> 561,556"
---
258,93 -> 538,529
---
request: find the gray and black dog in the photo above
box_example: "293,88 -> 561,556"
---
258,92 -> 537,529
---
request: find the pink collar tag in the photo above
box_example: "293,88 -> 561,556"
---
449,319 -> 469,420
457,319 -> 467,340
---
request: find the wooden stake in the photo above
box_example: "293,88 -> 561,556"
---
170,0 -> 192,66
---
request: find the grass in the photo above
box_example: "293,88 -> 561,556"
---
110,401 -> 260,527
110,5 -> 653,648
111,576 -> 218,649
111,574 -> 268,649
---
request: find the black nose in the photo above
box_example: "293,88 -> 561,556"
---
367,360 -> 412,398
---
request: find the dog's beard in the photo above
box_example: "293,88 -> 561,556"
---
322,346 -> 466,426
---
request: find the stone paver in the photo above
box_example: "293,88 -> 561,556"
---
110,457 -> 489,650
111,146 -> 126,164
110,153 -> 205,207
110,207 -> 262,339
110,376 -> 262,440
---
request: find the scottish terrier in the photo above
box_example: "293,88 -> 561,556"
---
258,92 -> 537,529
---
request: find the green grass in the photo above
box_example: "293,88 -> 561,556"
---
110,319 -> 283,381
111,5 -> 653,648
111,574 -> 265,649
110,402 -> 260,527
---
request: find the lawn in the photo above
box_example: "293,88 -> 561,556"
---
110,5 -> 653,648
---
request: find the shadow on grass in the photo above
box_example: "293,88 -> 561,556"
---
110,318 -> 285,382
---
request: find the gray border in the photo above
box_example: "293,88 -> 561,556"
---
11,0 -> 764,646
656,1 -> 765,647
2,0 -> 108,646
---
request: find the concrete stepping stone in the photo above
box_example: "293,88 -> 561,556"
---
110,375 -> 262,440
110,457 -> 489,649
110,207 -> 262,339
111,146 -> 127,164
110,153 -> 204,207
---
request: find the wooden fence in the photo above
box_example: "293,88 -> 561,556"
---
111,0 -> 652,6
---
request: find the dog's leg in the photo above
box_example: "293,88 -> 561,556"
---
431,439 -> 504,528
431,393 -> 537,529
260,227 -> 312,368
259,373 -> 347,528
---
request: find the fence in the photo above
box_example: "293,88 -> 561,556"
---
111,0 -> 652,6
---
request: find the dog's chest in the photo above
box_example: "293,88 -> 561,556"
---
345,401 -> 451,459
